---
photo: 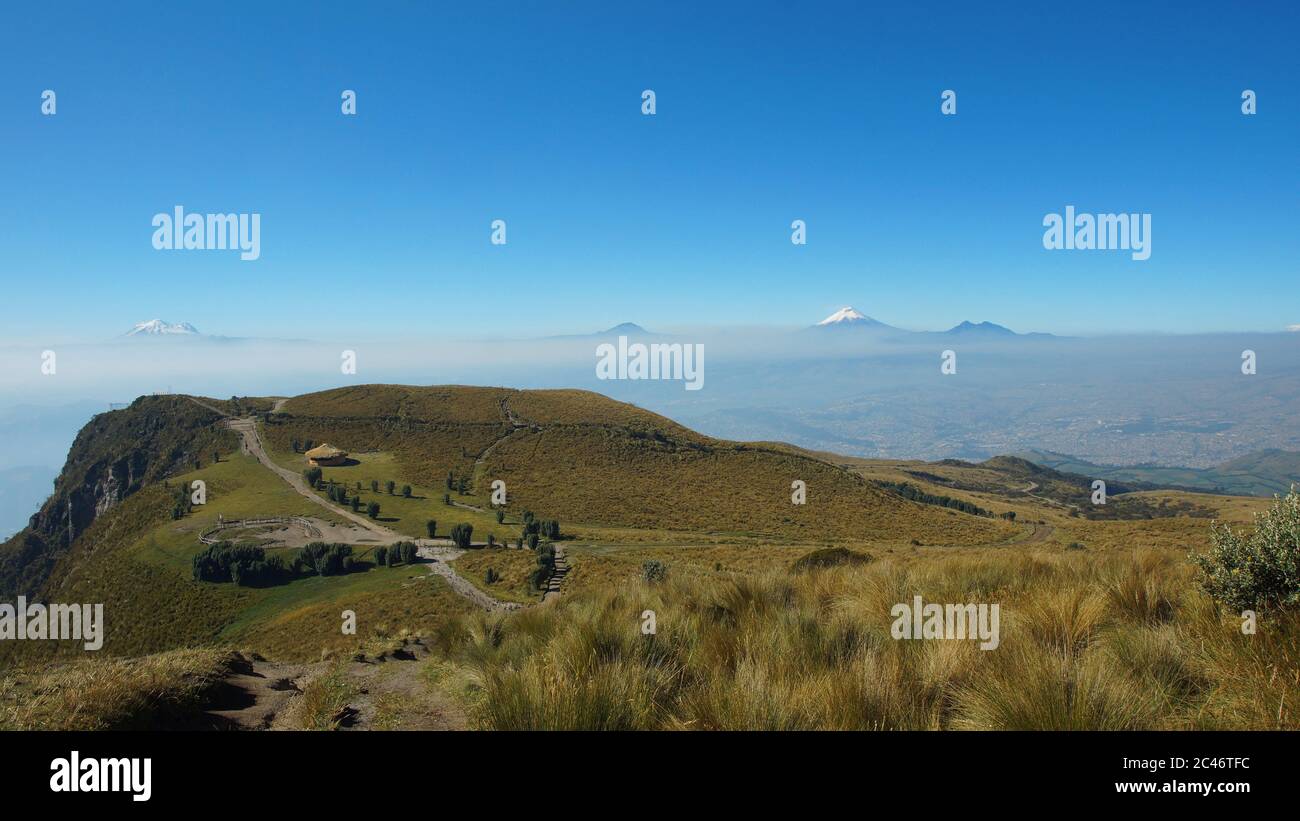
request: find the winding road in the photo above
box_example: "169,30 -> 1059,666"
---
223,415 -> 520,612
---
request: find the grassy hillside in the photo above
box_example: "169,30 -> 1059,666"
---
266,385 -> 1013,546
0,395 -> 236,598
432,546 -> 1300,730
0,383 -> 1286,731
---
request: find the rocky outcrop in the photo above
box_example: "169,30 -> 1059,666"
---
0,395 -> 237,598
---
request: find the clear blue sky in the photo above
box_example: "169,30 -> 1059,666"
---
2,0 -> 1296,342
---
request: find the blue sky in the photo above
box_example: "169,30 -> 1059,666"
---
2,0 -> 1297,343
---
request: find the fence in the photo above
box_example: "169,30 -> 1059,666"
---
198,516 -> 321,545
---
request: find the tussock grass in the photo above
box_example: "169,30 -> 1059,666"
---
434,548 -> 1300,730
279,664 -> 359,730
0,648 -> 236,730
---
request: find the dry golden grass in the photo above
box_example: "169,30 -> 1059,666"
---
452,548 -> 545,604
0,647 -> 235,730
434,547 -> 1300,730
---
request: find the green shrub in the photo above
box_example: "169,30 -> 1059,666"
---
1193,487 -> 1300,612
641,560 -> 667,583
791,547 -> 873,573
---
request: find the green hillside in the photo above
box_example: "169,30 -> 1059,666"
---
265,385 -> 1013,545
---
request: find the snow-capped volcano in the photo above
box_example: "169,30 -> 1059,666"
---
815,306 -> 891,328
818,307 -> 868,325
123,319 -> 200,337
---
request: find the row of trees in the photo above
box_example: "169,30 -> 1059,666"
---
875,480 -> 993,518
529,544 -> 557,591
195,538 -> 441,587
374,541 -> 419,567
192,541 -> 358,587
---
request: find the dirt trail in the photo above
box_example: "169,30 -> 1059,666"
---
203,656 -> 312,729
227,417 -> 405,542
203,644 -> 466,731
224,416 -> 528,610
418,544 -> 521,612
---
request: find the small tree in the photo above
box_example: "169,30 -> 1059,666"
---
496,509 -> 505,524
450,523 -> 473,549
367,501 -> 381,519
1194,487 -> 1300,612
485,567 -> 500,585
641,560 -> 667,584
426,520 -> 437,538
385,480 -> 396,495
402,484 -> 412,498
350,496 -> 361,512
443,493 -> 451,506
371,480 -> 379,493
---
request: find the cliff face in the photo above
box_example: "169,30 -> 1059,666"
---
0,396 -> 237,598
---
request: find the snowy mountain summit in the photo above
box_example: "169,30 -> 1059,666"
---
817,307 -> 874,326
124,319 -> 201,336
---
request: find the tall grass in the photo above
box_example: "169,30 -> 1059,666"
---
435,549 -> 1300,730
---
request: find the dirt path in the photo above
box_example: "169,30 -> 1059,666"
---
204,645 -> 467,731
225,416 -> 526,611
203,655 -> 313,729
417,544 -> 521,612
227,418 -> 404,542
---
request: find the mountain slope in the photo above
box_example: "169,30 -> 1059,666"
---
266,385 -> 1012,544
0,395 -> 236,598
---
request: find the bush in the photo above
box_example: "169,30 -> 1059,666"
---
450,523 -> 473,549
791,547 -> 873,573
193,542 -> 291,586
382,541 -> 418,565
641,560 -> 667,583
298,542 -> 355,576
1193,487 -> 1300,612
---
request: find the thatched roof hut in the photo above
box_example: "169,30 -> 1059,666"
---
305,443 -> 348,466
